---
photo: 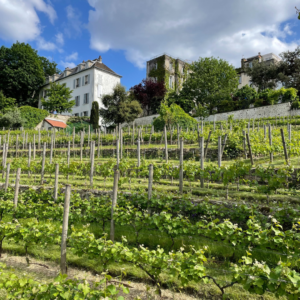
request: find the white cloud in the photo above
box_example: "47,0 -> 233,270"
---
0,0 -> 57,41
60,60 -> 76,69
55,32 -> 64,46
87,0 -> 299,69
36,37 -> 57,51
65,52 -> 78,61
64,5 -> 83,38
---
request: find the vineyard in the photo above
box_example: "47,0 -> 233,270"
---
0,115 -> 300,299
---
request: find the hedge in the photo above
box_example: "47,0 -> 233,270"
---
19,106 -> 49,129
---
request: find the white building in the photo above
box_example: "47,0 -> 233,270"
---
237,52 -> 282,90
38,56 -> 122,124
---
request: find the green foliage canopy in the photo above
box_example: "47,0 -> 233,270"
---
90,101 -> 99,129
153,103 -> 197,131
0,108 -> 26,129
0,91 -> 16,114
41,82 -> 75,113
0,42 -> 59,107
179,57 -> 239,115
19,106 -> 49,129
100,84 -> 142,125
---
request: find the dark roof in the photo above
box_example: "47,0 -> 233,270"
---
49,60 -> 122,84
94,61 -> 119,75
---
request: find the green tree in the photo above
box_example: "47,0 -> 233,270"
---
232,85 -> 258,109
38,56 -> 61,78
0,108 -> 26,129
179,57 -> 239,114
167,91 -> 195,114
90,101 -> 100,129
0,91 -> 16,114
244,59 -> 279,91
0,42 -> 46,106
100,84 -> 142,125
41,82 -> 75,113
276,47 -> 300,95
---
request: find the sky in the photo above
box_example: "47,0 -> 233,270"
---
0,0 -> 299,90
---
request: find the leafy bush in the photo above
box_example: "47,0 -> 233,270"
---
0,108 -> 26,129
67,116 -> 90,124
153,103 -> 197,131
19,106 -> 49,129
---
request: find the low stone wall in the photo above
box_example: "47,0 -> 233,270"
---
122,103 -> 299,127
203,102 -> 295,122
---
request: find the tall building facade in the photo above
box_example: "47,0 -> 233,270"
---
146,54 -> 191,92
38,56 -> 122,122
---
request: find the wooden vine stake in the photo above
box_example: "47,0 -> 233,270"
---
28,143 -> 31,177
116,138 -> 120,167
242,131 -> 247,159
60,184 -> 71,275
204,131 -> 212,159
269,125 -> 273,163
90,142 -> 95,187
200,136 -> 204,188
221,134 -> 228,156
137,139 -> 140,168
4,163 -> 10,192
246,133 -> 254,166
280,128 -> 289,165
2,143 -> 6,179
179,138 -> 183,194
14,168 -> 21,208
164,125 -> 168,163
54,163 -> 59,201
40,142 -> 46,185
72,127 -> 75,149
218,136 -> 222,167
110,167 -> 119,242
148,164 -> 153,212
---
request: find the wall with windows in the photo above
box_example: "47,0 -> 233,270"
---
39,67 -> 120,123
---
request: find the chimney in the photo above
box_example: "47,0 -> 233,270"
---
65,67 -> 71,76
99,56 -> 102,63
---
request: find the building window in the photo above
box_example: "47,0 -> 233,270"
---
83,111 -> 88,117
239,76 -> 242,84
249,62 -> 253,68
169,63 -> 172,71
43,90 -> 47,98
85,75 -> 89,85
155,63 -> 158,70
182,67 -> 184,74
249,80 -> 252,86
84,93 -> 89,104
74,113 -> 79,117
76,78 -> 80,88
169,76 -> 173,88
75,96 -> 80,106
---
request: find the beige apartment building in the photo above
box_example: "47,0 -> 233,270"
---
236,52 -> 282,90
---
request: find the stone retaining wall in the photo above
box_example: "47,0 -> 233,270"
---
122,102 -> 299,126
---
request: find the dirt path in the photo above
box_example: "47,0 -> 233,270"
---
0,253 -> 202,300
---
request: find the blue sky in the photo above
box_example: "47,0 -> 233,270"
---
0,0 -> 299,91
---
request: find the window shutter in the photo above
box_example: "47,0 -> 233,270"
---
87,93 -> 89,104
78,78 -> 81,87
82,76 -> 85,86
73,80 -> 75,89
78,95 -> 80,106
88,74 -> 90,84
